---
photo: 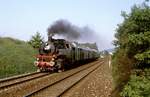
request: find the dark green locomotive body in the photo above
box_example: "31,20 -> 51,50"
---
35,38 -> 99,72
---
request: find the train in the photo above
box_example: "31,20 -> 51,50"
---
34,37 -> 99,72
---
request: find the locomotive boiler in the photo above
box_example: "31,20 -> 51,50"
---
34,37 -> 99,72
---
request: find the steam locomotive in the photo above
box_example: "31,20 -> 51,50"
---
34,37 -> 99,72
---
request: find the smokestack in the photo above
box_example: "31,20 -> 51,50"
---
48,35 -> 52,41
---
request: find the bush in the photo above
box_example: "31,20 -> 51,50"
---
112,48 -> 134,87
112,3 -> 150,96
120,69 -> 150,97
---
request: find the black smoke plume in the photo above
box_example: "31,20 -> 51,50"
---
47,19 -> 80,40
47,19 -> 102,50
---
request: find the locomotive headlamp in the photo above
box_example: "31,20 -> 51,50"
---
44,45 -> 51,50
36,58 -> 39,61
34,61 -> 39,66
52,58 -> 55,61
49,61 -> 55,66
43,42 -> 55,54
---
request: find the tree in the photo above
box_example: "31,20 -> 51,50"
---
112,3 -> 150,96
28,32 -> 44,49
115,3 -> 150,68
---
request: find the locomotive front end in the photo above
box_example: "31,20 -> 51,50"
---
34,42 -> 58,72
35,55 -> 56,71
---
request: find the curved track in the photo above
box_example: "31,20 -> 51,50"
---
24,60 -> 103,97
0,59 -> 103,97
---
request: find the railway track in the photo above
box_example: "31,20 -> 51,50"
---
0,72 -> 49,90
0,59 -> 103,97
24,60 -> 104,97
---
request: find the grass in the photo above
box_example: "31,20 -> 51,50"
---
0,37 -> 38,79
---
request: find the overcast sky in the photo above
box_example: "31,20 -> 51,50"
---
0,0 -> 148,50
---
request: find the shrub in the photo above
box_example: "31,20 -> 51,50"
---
120,69 -> 150,97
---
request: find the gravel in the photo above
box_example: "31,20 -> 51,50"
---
61,57 -> 113,97
0,60 -> 99,97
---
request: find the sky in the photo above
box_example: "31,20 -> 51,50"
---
0,0 -> 148,50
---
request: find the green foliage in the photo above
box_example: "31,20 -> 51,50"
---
135,50 -> 150,63
112,49 -> 133,86
120,69 -> 150,97
0,37 -> 37,78
28,32 -> 43,49
128,31 -> 150,67
112,3 -> 150,97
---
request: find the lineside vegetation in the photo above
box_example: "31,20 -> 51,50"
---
0,37 -> 37,78
112,2 -> 150,97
